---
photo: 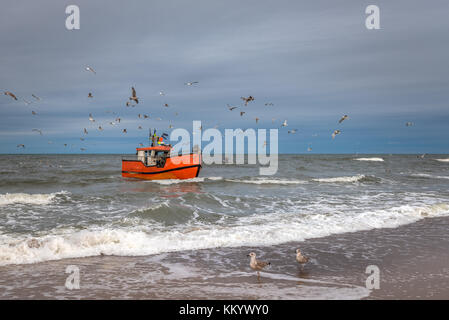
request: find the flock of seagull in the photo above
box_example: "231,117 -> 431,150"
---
3,65 -> 416,152
247,248 -> 309,281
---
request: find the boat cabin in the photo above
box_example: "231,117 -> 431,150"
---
136,145 -> 171,167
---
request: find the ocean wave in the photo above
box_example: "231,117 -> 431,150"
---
1,202 -> 448,266
0,191 -> 69,206
312,175 -> 367,183
354,157 -> 384,162
434,159 -> 449,163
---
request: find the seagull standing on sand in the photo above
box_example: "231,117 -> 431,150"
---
339,115 -> 349,123
4,91 -> 18,100
332,130 -> 341,139
296,248 -> 309,269
247,252 -> 270,281
129,87 -> 139,104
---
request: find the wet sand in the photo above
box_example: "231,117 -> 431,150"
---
0,216 -> 448,299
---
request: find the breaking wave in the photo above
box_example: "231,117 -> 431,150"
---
1,202 -> 448,266
226,178 -> 306,185
0,191 -> 69,206
312,175 -> 368,183
354,157 -> 384,162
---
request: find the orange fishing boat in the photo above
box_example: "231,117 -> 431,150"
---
122,145 -> 202,180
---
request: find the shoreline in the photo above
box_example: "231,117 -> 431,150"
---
1,216 -> 448,299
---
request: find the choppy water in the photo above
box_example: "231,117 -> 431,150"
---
1,154 -> 449,267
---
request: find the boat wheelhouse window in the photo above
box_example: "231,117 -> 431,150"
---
137,150 -> 145,162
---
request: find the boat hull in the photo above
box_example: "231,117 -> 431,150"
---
121,153 -> 201,180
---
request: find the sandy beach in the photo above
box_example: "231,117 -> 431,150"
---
1,216 -> 448,300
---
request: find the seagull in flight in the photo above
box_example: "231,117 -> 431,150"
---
84,128 -> 88,135
241,96 -> 254,106
88,92 -> 93,98
240,111 -> 246,116
405,122 -> 414,127
332,130 -> 341,139
31,111 -> 37,115
288,129 -> 297,134
17,144 -> 25,148
129,87 -> 139,104
89,113 -> 95,122
339,115 -> 349,123
23,99 -> 32,105
85,66 -> 96,74
227,104 -> 238,111
184,81 -> 199,86
31,94 -> 41,101
4,91 -> 18,100
32,129 -> 43,136
281,120 -> 288,127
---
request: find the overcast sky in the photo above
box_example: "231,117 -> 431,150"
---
1,0 -> 448,154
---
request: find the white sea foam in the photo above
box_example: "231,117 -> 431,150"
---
1,201 -> 448,266
354,157 -> 384,162
226,178 -> 306,185
150,177 -> 223,185
0,191 -> 69,206
411,173 -> 449,180
312,175 -> 365,183
434,158 -> 449,163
